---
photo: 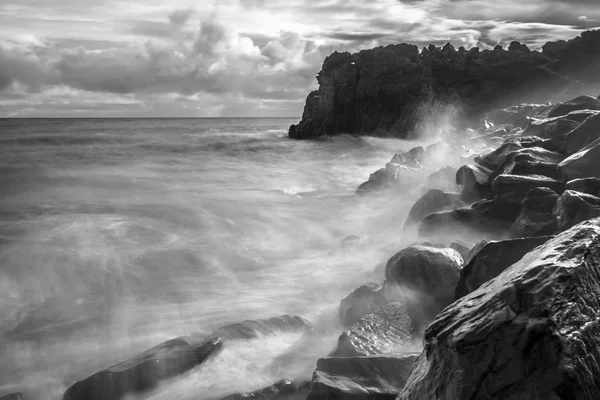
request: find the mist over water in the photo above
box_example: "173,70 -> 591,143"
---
0,118 -> 438,399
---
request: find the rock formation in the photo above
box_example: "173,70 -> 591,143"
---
289,30 -> 600,139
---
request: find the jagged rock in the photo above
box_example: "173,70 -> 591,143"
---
339,283 -> 389,327
510,187 -> 559,237
455,236 -> 553,298
329,303 -> 415,357
404,189 -> 463,227
390,146 -> 425,167
62,337 -> 223,400
492,174 -> 564,204
356,163 -> 419,194
565,178 -> 600,197
0,394 -> 27,400
289,30 -> 600,139
486,103 -> 548,128
384,245 -> 462,320
553,190 -> 600,231
398,218 -> 600,400
522,116 -> 580,139
455,164 -> 493,202
475,140 -> 528,170
419,207 -> 512,242
550,113 -> 600,155
559,138 -> 600,180
220,379 -> 311,400
308,354 -> 418,400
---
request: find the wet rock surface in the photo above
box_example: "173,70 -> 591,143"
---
404,189 -> 462,227
492,174 -> 564,204
399,218 -> 600,400
62,337 -> 223,400
510,187 -> 559,237
559,138 -> 600,180
220,380 -> 311,400
565,177 -> 600,197
329,303 -> 415,357
455,235 -> 553,298
553,189 -> 600,231
308,354 -> 418,400
338,283 -> 389,327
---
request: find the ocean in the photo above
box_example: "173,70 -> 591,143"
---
0,118 -> 427,399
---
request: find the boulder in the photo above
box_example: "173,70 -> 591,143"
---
209,315 -> 313,340
329,303 -> 415,357
62,337 -> 223,400
471,198 -> 522,222
549,113 -> 600,155
565,177 -> 600,197
398,218 -> 600,400
541,95 -> 600,118
455,235 -> 554,298
553,190 -> 600,231
559,138 -> 600,180
390,146 -> 425,167
356,163 -> 419,194
522,116 -> 580,139
307,354 -> 418,400
489,147 -> 566,182
423,166 -> 458,193
404,189 -> 463,227
419,208 -> 512,242
492,174 -> 564,204
339,283 -> 389,327
510,187 -> 559,237
220,380 -> 311,400
384,245 -> 462,321
455,164 -> 493,202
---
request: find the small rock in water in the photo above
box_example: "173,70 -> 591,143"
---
62,337 -> 223,400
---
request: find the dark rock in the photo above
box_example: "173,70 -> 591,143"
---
419,207 -> 512,242
339,283 -> 388,327
307,353 -> 418,400
510,187 -> 559,237
471,198 -> 522,222
475,140 -> 527,170
550,113 -> 600,155
0,394 -> 27,400
455,164 -> 493,202
492,174 -> 564,204
220,379 -> 311,400
486,103 -> 548,128
455,236 -> 553,298
404,189 -> 462,227
398,217 -> 600,400
209,315 -> 313,340
540,95 -> 600,119
356,163 -> 420,194
553,190 -> 600,231
329,303 -> 415,357
565,177 -> 600,197
384,245 -> 462,319
62,337 -> 223,400
449,242 -> 470,259
559,138 -> 600,180
522,116 -> 580,139
390,146 -> 425,167
289,30 -> 600,139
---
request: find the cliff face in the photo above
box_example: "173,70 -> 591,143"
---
289,30 -> 600,139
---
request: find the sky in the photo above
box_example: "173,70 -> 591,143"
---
1,0 -> 599,117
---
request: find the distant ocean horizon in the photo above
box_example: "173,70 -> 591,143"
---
0,117 -> 420,399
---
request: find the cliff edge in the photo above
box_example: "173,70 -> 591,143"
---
289,30 -> 600,139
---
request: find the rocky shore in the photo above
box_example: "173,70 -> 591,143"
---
5,32 -> 600,400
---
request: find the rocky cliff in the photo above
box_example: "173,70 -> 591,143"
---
289,30 -> 600,139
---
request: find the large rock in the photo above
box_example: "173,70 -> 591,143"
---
308,354 -> 418,400
220,380 -> 311,400
63,337 -> 223,400
289,30 -> 600,139
550,113 -> 600,155
338,283 -> 389,327
522,116 -> 580,139
537,95 -> 600,118
419,207 -> 512,242
565,177 -> 600,197
492,174 -> 564,204
404,189 -> 462,227
455,236 -> 553,298
490,146 -> 566,182
455,164 -> 493,202
553,190 -> 600,231
559,138 -> 600,180
329,303 -> 415,357
384,245 -> 462,322
510,187 -> 559,237
470,198 -> 522,223
398,218 -> 600,400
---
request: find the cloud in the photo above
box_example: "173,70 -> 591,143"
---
1,0 -> 599,116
